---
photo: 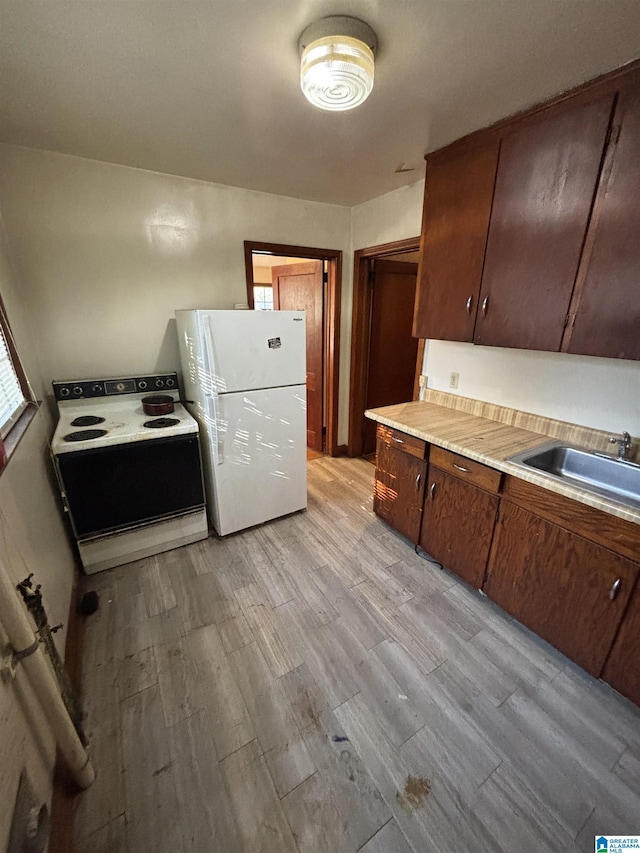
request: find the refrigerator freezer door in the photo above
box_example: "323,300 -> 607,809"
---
206,384 -> 307,536
176,309 -> 306,395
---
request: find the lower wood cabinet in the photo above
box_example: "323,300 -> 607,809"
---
484,499 -> 638,677
602,586 -> 640,706
420,466 -> 499,589
373,426 -> 426,543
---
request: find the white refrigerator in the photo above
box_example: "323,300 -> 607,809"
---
175,309 -> 307,536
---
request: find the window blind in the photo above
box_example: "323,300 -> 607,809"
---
0,323 -> 26,438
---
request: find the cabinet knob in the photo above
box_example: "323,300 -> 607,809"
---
481,296 -> 489,317
466,295 -> 473,315
609,578 -> 621,601
430,482 -> 436,499
415,472 -> 421,490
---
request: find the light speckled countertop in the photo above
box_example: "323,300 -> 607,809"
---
366,400 -> 640,526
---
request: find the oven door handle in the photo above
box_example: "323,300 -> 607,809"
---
205,393 -> 223,465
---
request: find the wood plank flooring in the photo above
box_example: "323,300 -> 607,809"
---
75,456 -> 640,853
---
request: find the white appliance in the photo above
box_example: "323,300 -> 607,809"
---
175,310 -> 307,536
50,373 -> 208,573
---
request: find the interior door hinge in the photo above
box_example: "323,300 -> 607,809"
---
322,270 -> 328,285
369,266 -> 375,285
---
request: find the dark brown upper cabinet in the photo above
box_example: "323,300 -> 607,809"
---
413,141 -> 499,341
474,95 -> 615,351
563,82 -> 640,360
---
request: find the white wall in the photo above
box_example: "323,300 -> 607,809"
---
426,341 -> 640,434
351,180 -> 425,251
0,145 -> 353,441
0,211 -> 77,850
351,177 -> 640,435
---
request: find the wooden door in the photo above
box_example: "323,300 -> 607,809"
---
374,439 -> 426,543
565,83 -> 640,360
484,500 -> 638,677
272,261 -> 324,452
363,259 -> 419,456
474,95 -> 615,351
420,467 -> 498,589
602,583 -> 640,706
413,141 -> 499,341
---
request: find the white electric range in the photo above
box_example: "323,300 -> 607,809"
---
51,373 -> 208,574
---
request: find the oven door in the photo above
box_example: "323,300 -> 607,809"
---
56,434 -> 205,539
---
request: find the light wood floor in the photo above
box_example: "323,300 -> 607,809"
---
75,456 -> 640,853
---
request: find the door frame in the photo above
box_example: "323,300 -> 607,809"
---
348,236 -> 424,458
244,240 -> 342,457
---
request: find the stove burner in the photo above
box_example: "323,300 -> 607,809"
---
70,415 -> 106,427
63,429 -> 108,442
143,417 -> 180,429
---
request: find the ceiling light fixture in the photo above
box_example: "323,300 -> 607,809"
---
298,16 -> 377,112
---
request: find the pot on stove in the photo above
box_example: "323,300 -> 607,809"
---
142,394 -> 175,416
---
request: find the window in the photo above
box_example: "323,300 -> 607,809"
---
253,285 -> 274,311
0,304 -> 28,439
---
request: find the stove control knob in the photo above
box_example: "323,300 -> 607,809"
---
155,378 -> 164,388
165,377 -> 175,387
73,386 -> 83,397
59,387 -> 70,397
92,384 -> 103,393
138,380 -> 147,390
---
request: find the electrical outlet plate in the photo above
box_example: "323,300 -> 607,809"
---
418,374 -> 427,388
449,372 -> 460,389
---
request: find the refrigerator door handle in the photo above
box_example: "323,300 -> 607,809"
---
202,313 -> 217,392
205,393 -> 223,465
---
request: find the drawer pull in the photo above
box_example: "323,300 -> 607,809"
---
453,463 -> 470,473
481,296 -> 489,317
609,578 -> 621,601
415,472 -> 421,490
392,437 -> 404,444
466,295 -> 473,314
430,482 -> 436,499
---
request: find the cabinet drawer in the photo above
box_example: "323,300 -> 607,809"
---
376,423 -> 427,460
430,446 -> 502,493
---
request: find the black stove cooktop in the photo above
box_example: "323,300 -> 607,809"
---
143,417 -> 180,429
63,429 -> 109,442
70,415 -> 106,427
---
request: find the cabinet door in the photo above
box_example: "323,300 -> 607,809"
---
484,501 -> 637,677
474,95 -> 615,351
413,141 -> 499,341
602,584 -> 640,706
566,83 -> 640,360
420,467 -> 498,589
374,441 -> 426,543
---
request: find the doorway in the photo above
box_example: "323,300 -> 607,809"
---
348,237 -> 425,458
243,241 -> 342,457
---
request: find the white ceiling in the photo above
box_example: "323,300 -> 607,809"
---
1,1 -> 640,206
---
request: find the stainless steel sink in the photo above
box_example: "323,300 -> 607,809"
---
508,442 -> 640,509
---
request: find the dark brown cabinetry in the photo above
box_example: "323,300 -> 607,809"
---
373,424 -> 427,543
413,61 -> 640,361
420,462 -> 499,589
602,585 -> 640,706
484,492 -> 639,677
369,424 -> 640,705
564,82 -> 640,360
475,96 -> 614,351
413,142 -> 499,341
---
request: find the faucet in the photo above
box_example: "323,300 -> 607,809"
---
609,431 -> 632,461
